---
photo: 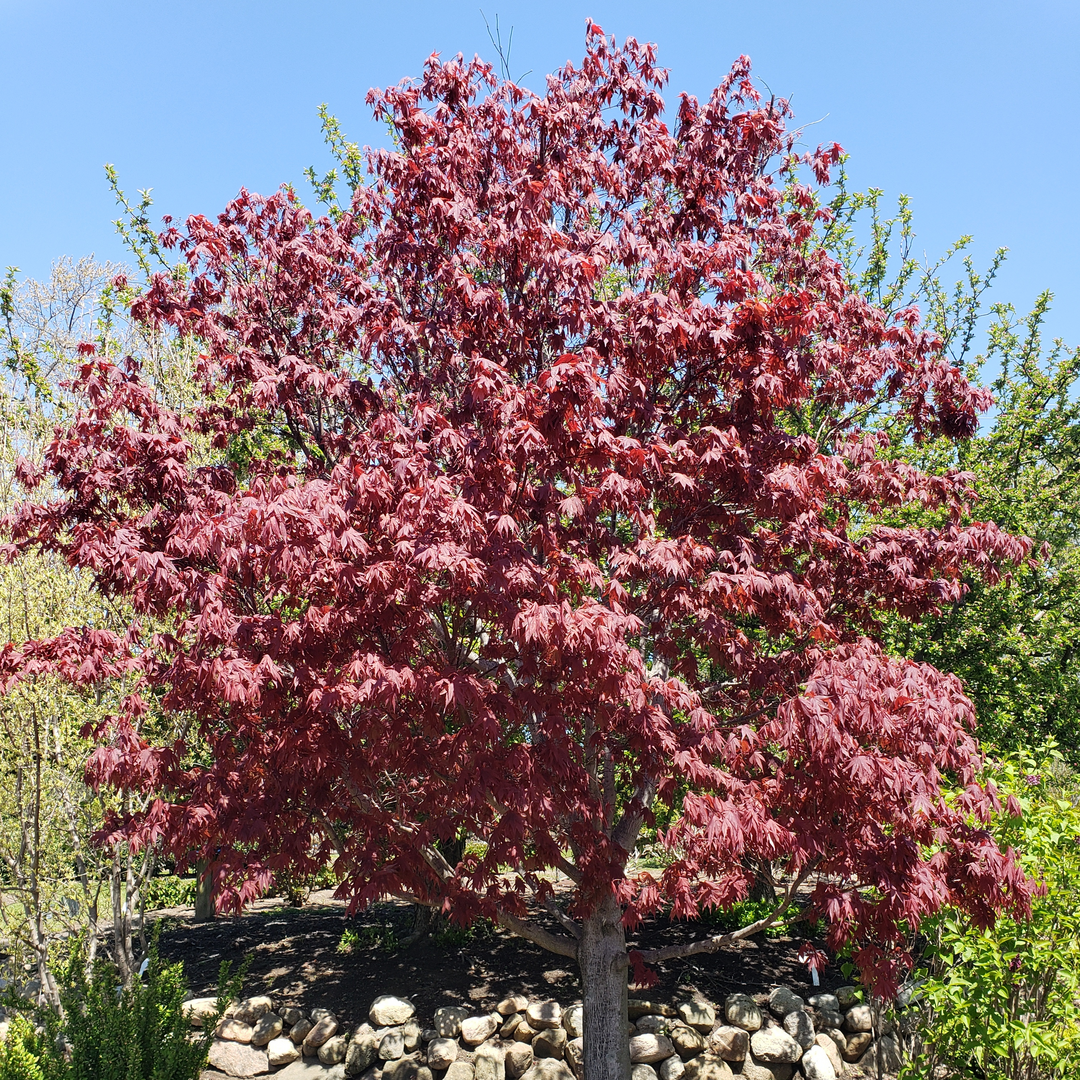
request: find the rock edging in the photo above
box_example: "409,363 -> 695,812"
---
190,985 -> 906,1080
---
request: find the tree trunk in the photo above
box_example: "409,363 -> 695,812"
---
579,896 -> 631,1080
194,859 -> 215,922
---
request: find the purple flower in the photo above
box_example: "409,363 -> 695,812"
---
1024,774 -> 1041,787
1008,956 -> 1023,972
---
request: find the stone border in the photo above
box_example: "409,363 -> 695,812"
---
188,985 -> 906,1080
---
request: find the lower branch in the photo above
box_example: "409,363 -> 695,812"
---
636,858 -> 821,964
390,891 -> 579,959
497,909 -> 579,959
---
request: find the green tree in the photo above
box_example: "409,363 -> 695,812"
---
817,172 -> 1080,756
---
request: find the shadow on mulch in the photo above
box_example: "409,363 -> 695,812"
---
154,889 -> 843,1028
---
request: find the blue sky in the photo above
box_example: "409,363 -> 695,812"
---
2,0 -> 1077,348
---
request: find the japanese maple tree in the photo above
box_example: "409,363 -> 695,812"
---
1,26 -> 1031,1080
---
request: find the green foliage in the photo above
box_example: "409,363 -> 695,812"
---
304,104 -> 365,222
41,945 -> 205,1080
0,1017 -> 45,1080
902,746 -> 1080,1080
335,926 -> 361,953
896,307 -> 1080,756
30,935 -> 243,1080
814,170 -> 1080,758
0,938 -> 243,1080
141,876 -> 196,911
697,897 -> 821,939
337,920 -> 399,954
430,917 -> 495,950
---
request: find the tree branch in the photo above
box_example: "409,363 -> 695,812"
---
497,910 -> 579,959
635,858 -> 821,964
542,895 -> 582,940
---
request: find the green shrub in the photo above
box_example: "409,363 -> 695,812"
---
902,745 -> 1080,1080
697,897 -> 821,938
0,1017 -> 45,1080
24,933 -> 243,1080
142,875 -> 197,911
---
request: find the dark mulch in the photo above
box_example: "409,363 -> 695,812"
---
154,888 -> 844,1027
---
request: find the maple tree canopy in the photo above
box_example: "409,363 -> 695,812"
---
1,24 -> 1031,1078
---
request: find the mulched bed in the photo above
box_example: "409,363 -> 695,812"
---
155,888 -> 845,1027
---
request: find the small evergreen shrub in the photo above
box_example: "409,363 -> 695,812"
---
7,934 -> 244,1080
0,1017 -> 45,1080
46,946 -> 210,1080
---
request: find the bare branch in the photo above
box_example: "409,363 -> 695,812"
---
542,895 -> 582,940
635,858 -> 821,964
497,909 -> 579,959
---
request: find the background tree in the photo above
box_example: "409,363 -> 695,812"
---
0,28 -> 1031,1080
816,180 -> 1080,757
0,255 -> 202,999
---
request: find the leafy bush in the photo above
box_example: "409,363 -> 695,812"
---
50,952 -> 207,1079
902,745 -> 1080,1080
0,1017 -> 45,1080
142,875 -> 197,910
337,920 -> 400,954
2,933 -> 243,1080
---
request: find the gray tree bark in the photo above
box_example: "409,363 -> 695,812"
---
579,895 -> 631,1080
194,859 -> 215,922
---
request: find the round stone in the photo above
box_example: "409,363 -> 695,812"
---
348,1029 -> 381,1073
428,1038 -> 460,1069
658,1056 -> 684,1080
843,1005 -> 873,1033
371,995 -> 417,1027
675,1001 -> 716,1033
520,1061 -> 576,1080
707,1026 -> 748,1061
303,1014 -> 339,1054
841,1032 -> 873,1062
207,1041 -> 268,1078
669,1023 -> 704,1059
215,1018 -> 253,1043
680,1054 -> 733,1080
813,1033 -> 843,1076
381,1030 -> 407,1061
319,1034 -> 349,1065
461,1015 -> 500,1046
533,1027 -> 567,1059
526,1002 -> 563,1031
562,1005 -> 584,1039
250,1012 -> 282,1047
635,1016 -> 669,1035
435,1006 -> 472,1038
781,1010 -> 814,1049
799,1045 -> 835,1080
475,1043 -> 507,1080
182,996 -> 222,1028
266,1036 -> 300,1067
498,996 -> 530,1016
724,994 -> 762,1032
289,1017 -> 313,1044
766,988 -> 804,1019
749,1027 -> 802,1064
508,1041 -> 535,1079
629,1034 -> 676,1064
232,996 -> 274,1024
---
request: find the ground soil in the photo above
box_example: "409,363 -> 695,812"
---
154,887 -> 845,1028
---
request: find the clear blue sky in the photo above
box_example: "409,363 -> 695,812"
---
2,0 -> 1077,347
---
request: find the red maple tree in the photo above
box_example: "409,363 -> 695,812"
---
2,26 -> 1030,1079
